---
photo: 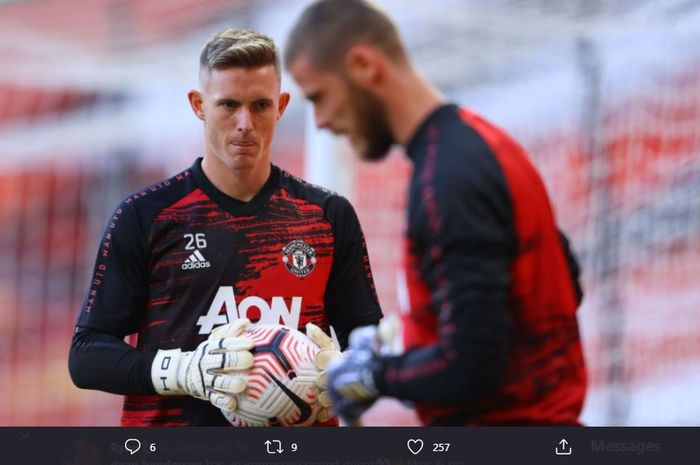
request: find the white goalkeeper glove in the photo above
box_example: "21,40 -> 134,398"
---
326,325 -> 383,425
151,318 -> 254,411
305,323 -> 342,422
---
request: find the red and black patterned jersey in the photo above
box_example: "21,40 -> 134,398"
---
375,104 -> 586,425
74,158 -> 382,426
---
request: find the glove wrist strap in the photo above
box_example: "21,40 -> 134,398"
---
152,349 -> 184,395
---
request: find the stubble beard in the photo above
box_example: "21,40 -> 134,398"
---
348,83 -> 395,161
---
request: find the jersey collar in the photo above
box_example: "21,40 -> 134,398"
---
406,103 -> 458,162
190,157 -> 280,217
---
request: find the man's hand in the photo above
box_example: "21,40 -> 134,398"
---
326,325 -> 382,424
151,319 -> 254,411
306,323 -> 342,422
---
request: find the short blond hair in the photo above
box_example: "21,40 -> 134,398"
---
200,29 -> 280,80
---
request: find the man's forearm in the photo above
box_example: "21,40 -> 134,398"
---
68,326 -> 156,395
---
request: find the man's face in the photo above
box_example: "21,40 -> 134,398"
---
190,64 -> 289,172
289,54 -> 393,161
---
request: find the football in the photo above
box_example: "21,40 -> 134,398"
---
220,324 -> 320,426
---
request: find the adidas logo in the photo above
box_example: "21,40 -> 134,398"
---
181,250 -> 211,270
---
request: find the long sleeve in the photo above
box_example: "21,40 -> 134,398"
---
376,128 -> 514,403
69,327 -> 156,395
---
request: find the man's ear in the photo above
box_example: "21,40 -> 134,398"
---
188,90 -> 205,121
344,44 -> 382,88
277,92 -> 291,120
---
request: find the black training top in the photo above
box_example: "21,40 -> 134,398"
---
69,158 -> 381,426
376,104 -> 587,425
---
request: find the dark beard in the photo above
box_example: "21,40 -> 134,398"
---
348,83 -> 394,161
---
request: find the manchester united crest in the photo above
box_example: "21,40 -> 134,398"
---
282,240 -> 317,277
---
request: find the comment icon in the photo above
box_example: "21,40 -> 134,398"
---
124,438 -> 141,455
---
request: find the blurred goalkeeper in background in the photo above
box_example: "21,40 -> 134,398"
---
69,28 -> 382,426
286,0 -> 587,425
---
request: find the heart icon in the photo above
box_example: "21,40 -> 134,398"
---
407,439 -> 424,455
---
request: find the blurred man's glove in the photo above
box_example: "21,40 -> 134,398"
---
151,318 -> 254,411
306,323 -> 342,422
326,325 -> 382,424
376,314 -> 401,355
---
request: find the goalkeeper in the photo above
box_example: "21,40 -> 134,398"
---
68,28 -> 382,426
285,0 -> 587,425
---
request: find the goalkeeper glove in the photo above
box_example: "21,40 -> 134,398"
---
326,325 -> 383,424
306,323 -> 342,422
151,318 -> 254,411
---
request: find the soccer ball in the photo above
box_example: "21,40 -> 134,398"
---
221,324 -> 320,427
